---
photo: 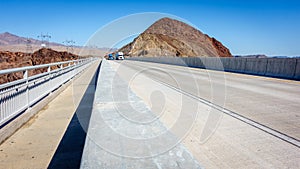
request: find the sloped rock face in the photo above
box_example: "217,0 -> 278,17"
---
209,37 -> 232,57
31,48 -> 78,64
0,32 -> 24,45
119,17 -> 232,57
0,51 -> 32,84
120,33 -> 197,57
0,48 -> 78,84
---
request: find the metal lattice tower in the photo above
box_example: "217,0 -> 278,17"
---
63,40 -> 75,53
25,38 -> 32,54
37,33 -> 51,48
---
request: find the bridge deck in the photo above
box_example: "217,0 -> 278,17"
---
104,60 -> 300,168
80,60 -> 202,168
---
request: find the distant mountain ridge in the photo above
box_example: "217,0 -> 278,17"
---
234,54 -> 268,58
119,17 -> 232,57
0,32 -> 63,46
0,32 -> 108,56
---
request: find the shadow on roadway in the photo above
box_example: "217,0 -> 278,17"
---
48,63 -> 100,169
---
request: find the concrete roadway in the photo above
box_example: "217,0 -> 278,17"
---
107,60 -> 300,168
117,60 -> 300,141
81,60 -> 203,168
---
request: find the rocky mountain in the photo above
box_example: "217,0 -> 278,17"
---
0,32 -> 62,46
234,54 -> 268,58
0,32 -> 107,56
119,17 -> 232,57
0,48 -> 78,84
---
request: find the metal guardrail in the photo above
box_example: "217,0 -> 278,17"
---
0,58 -> 96,127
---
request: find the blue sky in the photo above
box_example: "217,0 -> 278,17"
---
1,0 -> 300,56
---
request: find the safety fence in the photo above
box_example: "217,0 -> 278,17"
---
0,58 -> 96,127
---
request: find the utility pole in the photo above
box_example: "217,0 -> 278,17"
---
63,40 -> 75,53
37,33 -> 51,48
92,45 -> 98,56
25,37 -> 32,54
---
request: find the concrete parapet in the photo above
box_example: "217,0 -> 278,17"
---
265,58 -> 297,79
244,58 -> 268,75
127,57 -> 299,80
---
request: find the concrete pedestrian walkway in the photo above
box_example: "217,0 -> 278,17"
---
0,60 -> 100,169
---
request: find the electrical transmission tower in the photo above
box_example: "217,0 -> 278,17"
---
88,45 -> 98,56
25,37 -> 32,53
63,40 -> 75,53
37,33 -> 51,48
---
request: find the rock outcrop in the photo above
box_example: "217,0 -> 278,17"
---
0,48 -> 78,84
119,17 -> 232,57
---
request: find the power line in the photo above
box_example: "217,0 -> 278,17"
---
25,37 -> 32,53
63,40 -> 75,53
37,33 -> 51,48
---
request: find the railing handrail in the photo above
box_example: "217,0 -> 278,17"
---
0,59 -> 88,75
0,57 -> 96,128
0,65 -> 73,91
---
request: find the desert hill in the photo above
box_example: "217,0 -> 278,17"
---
119,17 -> 232,57
0,48 -> 79,84
0,32 -> 62,46
0,32 -> 107,56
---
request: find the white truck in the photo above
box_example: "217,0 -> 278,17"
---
115,52 -> 124,60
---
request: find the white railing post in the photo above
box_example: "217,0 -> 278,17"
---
23,70 -> 29,109
48,66 -> 52,94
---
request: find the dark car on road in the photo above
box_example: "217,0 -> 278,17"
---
108,53 -> 114,60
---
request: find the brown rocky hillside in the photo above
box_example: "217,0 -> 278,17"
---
0,48 -> 78,84
119,17 -> 232,57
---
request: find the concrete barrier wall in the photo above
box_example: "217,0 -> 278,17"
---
244,58 -> 268,75
265,58 -> 297,79
127,57 -> 300,80
294,59 -> 300,80
223,57 -> 246,73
